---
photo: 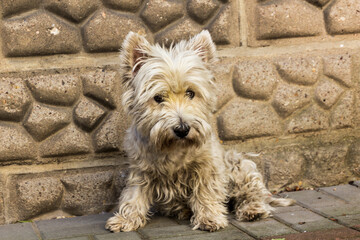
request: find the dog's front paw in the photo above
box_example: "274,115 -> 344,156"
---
191,216 -> 228,232
105,214 -> 145,232
236,203 -> 271,222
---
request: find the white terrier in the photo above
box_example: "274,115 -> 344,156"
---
106,30 -> 294,232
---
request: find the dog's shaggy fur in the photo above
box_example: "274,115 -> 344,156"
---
106,31 -> 294,232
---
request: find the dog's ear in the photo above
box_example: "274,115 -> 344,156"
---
187,30 -> 216,63
121,31 -> 151,77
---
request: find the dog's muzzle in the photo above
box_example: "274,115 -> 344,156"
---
173,123 -> 190,138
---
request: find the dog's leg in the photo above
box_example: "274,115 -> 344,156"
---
106,184 -> 151,232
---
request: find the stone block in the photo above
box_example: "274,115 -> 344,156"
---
26,73 -> 80,106
74,98 -> 107,131
217,99 -> 282,140
346,139 -> 360,177
265,228 -> 360,240
1,0 -> 41,17
141,0 -> 184,32
40,124 -> 92,158
44,0 -> 100,22
314,204 -> 360,217
315,77 -> 344,109
9,176 -> 63,221
323,53 -> 353,87
275,56 -> 321,86
321,184 -> 360,203
0,222 -> 39,240
155,18 -> 202,47
324,0 -> 360,35
102,0 -> 143,12
187,0 -> 220,24
61,170 -> 116,215
0,124 -> 35,162
331,90 -> 355,129
272,83 -> 312,118
233,60 -> 279,100
256,0 -> 323,40
287,104 -> 329,133
2,11 -> 81,57
93,112 -> 122,152
138,225 -> 205,239
143,215 -> 179,229
23,103 -> 72,141
83,9 -> 148,52
337,214 -> 360,228
95,232 -> 142,240
0,77 -> 31,122
207,5 -> 233,45
81,69 -> 120,109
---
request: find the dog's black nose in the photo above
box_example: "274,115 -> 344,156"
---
174,123 -> 190,138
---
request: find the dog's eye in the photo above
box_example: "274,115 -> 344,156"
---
154,95 -> 164,103
186,90 -> 195,99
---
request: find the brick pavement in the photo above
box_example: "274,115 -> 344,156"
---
0,183 -> 359,240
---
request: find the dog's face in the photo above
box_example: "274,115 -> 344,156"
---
121,31 -> 216,151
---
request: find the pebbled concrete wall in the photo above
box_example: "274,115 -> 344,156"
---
0,0 -> 359,224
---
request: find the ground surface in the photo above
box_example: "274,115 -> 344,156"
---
1,182 -> 359,240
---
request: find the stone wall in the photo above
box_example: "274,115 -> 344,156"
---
0,0 -> 359,224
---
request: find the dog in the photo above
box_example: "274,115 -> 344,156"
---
105,30 -> 294,232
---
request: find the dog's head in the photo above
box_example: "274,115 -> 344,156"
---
121,31 -> 216,151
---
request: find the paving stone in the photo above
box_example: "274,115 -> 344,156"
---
11,176 -> 63,221
2,11 -> 81,57
102,0 -> 143,12
320,184 -> 360,203
1,0 -> 42,17
315,77 -> 344,109
0,222 -> 38,240
347,140 -> 360,177
138,224 -> 206,239
83,9 -> 148,52
230,218 -> 297,238
27,73 -> 80,106
207,5 -> 232,44
233,60 -> 278,100
93,112 -> 122,152
81,69 -> 119,109
0,77 -> 31,122
272,83 -> 312,118
23,103 -> 72,141
273,205 -> 305,214
324,0 -> 360,35
306,0 -> 331,6
0,124 -> 35,162
317,204 -> 360,217
287,104 -> 329,133
144,215 -> 179,229
337,214 -> 360,228
44,0 -> 100,22
95,232 -> 142,240
74,98 -> 106,131
61,170 -> 116,215
36,213 -> 112,239
331,90 -> 355,129
155,18 -> 202,47
187,0 -> 220,24
275,56 -> 321,86
323,53 -> 353,87
40,124 -> 91,158
59,237 -> 90,240
256,0 -> 323,40
217,99 -> 282,140
141,0 -> 184,32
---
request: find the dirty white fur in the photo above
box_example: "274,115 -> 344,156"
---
105,31 -> 295,232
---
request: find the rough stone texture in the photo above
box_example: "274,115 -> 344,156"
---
23,103 -> 72,141
93,112 -> 122,152
81,70 -> 119,109
0,124 -> 35,162
74,98 -> 106,131
346,139 -> 360,177
315,77 -> 344,109
217,99 -> 282,140
233,60 -> 279,100
26,74 -> 80,106
207,5 -> 232,45
331,90 -> 355,129
187,0 -> 220,24
324,0 -> 360,35
287,104 -> 329,133
102,0 -> 143,12
44,0 -> 100,22
272,83 -> 312,118
0,0 -> 42,17
40,124 -> 92,157
13,176 -> 63,220
141,0 -> 184,32
275,56 -> 321,86
256,0 -> 323,40
61,170 -> 116,215
83,9 -> 148,52
323,53 -> 353,87
0,77 -> 31,122
2,11 -> 81,57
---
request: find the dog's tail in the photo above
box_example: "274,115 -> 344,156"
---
269,197 -> 296,207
